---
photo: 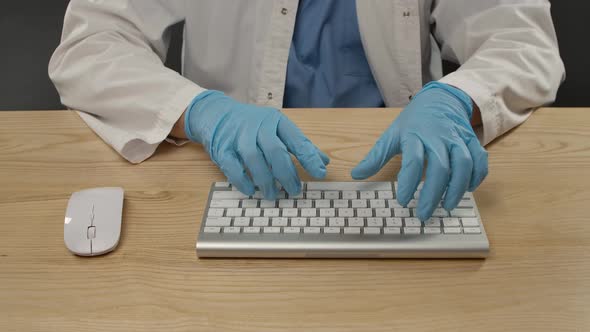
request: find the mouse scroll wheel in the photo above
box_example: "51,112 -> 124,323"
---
87,226 -> 96,239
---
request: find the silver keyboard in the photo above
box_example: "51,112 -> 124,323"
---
196,182 -> 489,258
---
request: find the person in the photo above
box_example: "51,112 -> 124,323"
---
49,0 -> 564,221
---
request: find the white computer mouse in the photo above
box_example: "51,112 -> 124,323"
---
64,187 -> 124,256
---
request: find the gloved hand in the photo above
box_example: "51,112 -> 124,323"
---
351,82 -> 488,221
185,90 -> 330,200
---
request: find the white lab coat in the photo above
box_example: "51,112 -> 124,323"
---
49,0 -> 564,164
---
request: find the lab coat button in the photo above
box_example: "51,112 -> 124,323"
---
281,8 -> 288,15
267,92 -> 273,100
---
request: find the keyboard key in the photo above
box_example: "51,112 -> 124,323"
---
338,208 -> 354,217
241,199 -> 259,208
344,227 -> 361,234
263,208 -> 280,217
404,227 -> 421,235
304,227 -> 321,234
351,200 -> 367,208
244,208 -> 261,217
370,199 -> 386,208
284,227 -> 300,234
394,208 -> 410,217
360,191 -> 375,199
260,200 -> 276,208
450,208 -> 476,217
357,208 -> 373,217
297,199 -> 313,208
212,191 -> 249,199
271,217 -> 288,227
289,191 -> 304,199
457,200 -> 474,208
463,227 -> 481,234
424,218 -> 441,227
442,217 -> 461,227
444,227 -> 461,234
210,200 -> 240,208
207,208 -> 225,217
306,191 -> 322,199
282,208 -> 298,217
301,208 -> 317,217
225,208 -> 243,217
333,200 -> 349,208
290,217 -> 307,227
307,182 -> 391,191
205,217 -> 232,227
424,227 -> 441,234
407,200 -> 418,208
324,191 -> 340,199
276,191 -> 287,199
278,199 -> 294,208
387,200 -> 403,208
384,227 -> 401,234
252,191 -> 264,199
233,217 -> 250,227
252,217 -> 269,227
243,227 -> 260,234
385,217 -> 402,227
264,227 -> 281,234
310,217 -> 326,227
214,182 -> 230,188
315,199 -> 331,208
223,227 -> 241,234
329,217 -> 345,227
378,191 -> 394,199
347,217 -> 364,227
375,208 -> 392,217
432,208 -> 449,217
324,227 -> 341,234
461,218 -> 480,227
404,218 -> 422,227
367,217 -> 383,227
204,226 -> 221,233
363,227 -> 381,235
342,191 -> 357,199
319,208 -> 336,217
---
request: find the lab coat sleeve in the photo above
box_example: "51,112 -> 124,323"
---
431,0 -> 565,145
48,0 -> 205,163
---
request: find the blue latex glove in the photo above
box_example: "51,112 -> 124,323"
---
351,82 -> 488,221
185,90 -> 330,200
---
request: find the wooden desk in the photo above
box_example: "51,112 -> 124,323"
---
1,108 -> 589,331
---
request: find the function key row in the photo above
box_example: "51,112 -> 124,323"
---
203,226 -> 482,235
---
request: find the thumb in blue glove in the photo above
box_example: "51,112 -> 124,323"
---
185,90 -> 330,200
351,82 -> 488,221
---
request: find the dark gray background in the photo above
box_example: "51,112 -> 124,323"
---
0,1 -> 586,110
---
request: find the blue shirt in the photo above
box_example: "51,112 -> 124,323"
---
283,0 -> 385,108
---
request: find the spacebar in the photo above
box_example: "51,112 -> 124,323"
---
306,182 -> 392,191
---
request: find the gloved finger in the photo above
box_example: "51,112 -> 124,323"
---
238,143 -> 278,200
217,151 -> 255,196
317,148 -> 331,166
277,116 -> 327,179
466,139 -> 489,191
258,123 -> 302,196
351,126 -> 401,180
442,143 -> 473,211
417,142 -> 451,221
395,135 -> 424,206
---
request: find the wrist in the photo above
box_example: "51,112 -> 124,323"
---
184,90 -> 226,143
419,81 -> 474,119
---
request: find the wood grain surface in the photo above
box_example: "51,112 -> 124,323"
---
1,108 -> 589,331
